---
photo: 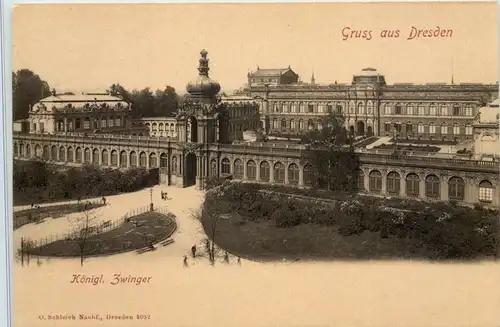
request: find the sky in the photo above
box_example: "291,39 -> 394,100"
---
12,2 -> 499,95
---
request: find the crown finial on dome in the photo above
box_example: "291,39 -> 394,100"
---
198,49 -> 210,76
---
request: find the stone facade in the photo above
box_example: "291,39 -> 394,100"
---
12,51 -> 500,208
242,68 -> 498,141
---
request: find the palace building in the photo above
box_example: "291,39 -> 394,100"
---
242,67 -> 498,141
15,90 -> 147,136
12,50 -> 500,208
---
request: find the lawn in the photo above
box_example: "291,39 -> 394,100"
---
14,202 -> 105,229
201,182 -> 499,262
25,211 -> 177,257
205,210 -> 433,261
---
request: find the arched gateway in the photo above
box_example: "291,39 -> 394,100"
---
159,49 -> 227,190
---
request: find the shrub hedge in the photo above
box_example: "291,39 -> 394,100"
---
204,181 -> 499,260
14,160 -> 158,205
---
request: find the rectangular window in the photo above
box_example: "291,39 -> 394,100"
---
336,105 -> 343,113
406,106 -> 414,115
39,123 -> 44,133
308,104 -> 314,113
465,106 -> 473,116
384,105 -> 391,115
441,125 -> 447,134
418,106 -> 426,116
429,125 -> 436,134
441,106 -> 448,116
327,105 -> 333,113
83,120 -> 90,129
395,105 -> 402,115
384,123 -> 391,132
453,106 -> 460,116
429,106 -> 436,116
115,118 -> 121,127
100,118 -> 106,128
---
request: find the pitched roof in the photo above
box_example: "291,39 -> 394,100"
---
250,68 -> 294,77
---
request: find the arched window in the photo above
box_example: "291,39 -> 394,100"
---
405,173 -> 420,197
67,147 -> 74,162
299,119 -> 304,130
274,162 -> 285,184
290,119 -> 296,130
159,153 -> 168,167
479,180 -> 494,203
59,146 -> 65,162
221,158 -> 231,174
425,175 -> 440,198
139,152 -> 147,167
281,119 -> 287,129
369,170 -> 382,192
303,164 -> 314,186
453,123 -> 460,135
92,148 -> 99,165
129,151 -> 137,167
448,176 -> 465,201
429,122 -> 436,134
386,171 -> 401,195
120,150 -> 128,167
75,147 -> 83,163
259,161 -> 270,182
417,122 -> 424,134
233,159 -> 244,179
110,150 -> 118,167
102,149 -> 109,166
149,153 -> 157,168
51,145 -> 57,160
288,163 -> 299,185
84,148 -> 91,163
356,169 -> 365,190
307,119 -> 314,130
246,160 -> 256,180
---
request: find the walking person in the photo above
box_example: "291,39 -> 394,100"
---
224,251 -> 229,264
191,245 -> 197,258
102,196 -> 106,205
237,257 -> 241,265
183,255 -> 188,268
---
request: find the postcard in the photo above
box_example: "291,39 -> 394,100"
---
11,2 -> 500,327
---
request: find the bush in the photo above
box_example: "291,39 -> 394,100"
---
14,160 -> 158,205
203,182 -> 499,260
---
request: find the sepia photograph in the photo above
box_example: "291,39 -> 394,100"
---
11,2 -> 500,327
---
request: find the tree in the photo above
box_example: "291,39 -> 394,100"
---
108,83 -> 132,103
68,205 -> 99,266
300,112 -> 360,191
12,69 -> 51,120
192,188 -> 233,265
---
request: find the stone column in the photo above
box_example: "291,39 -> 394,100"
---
399,173 -> 406,197
256,161 -> 261,182
419,174 -> 426,199
269,161 -> 274,183
440,175 -> 449,201
298,166 -> 304,187
381,171 -> 387,196
243,158 -> 248,180
284,162 -> 289,185
64,117 -> 67,132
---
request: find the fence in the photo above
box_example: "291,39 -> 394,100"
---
13,199 -> 104,230
14,197 -> 104,213
24,204 -> 173,250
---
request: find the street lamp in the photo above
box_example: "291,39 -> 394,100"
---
149,188 -> 154,212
